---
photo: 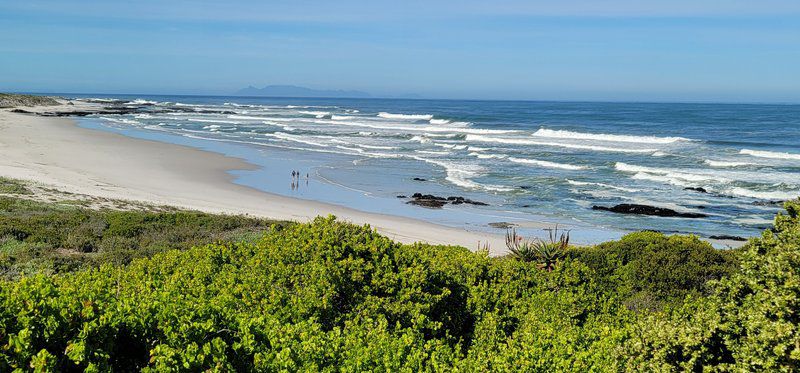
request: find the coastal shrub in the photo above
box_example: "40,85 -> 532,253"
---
0,178 -> 31,195
0,195 -> 797,370
626,200 -> 800,370
0,196 -> 285,278
567,231 -> 738,308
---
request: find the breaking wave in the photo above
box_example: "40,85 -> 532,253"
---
377,112 -> 434,120
704,159 -> 754,168
566,179 -> 640,193
533,128 -> 691,144
740,149 -> 800,161
508,157 -> 588,170
465,134 -> 657,153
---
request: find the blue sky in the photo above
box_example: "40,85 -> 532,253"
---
1,0 -> 799,102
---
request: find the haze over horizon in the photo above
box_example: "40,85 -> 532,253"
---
1,0 -> 799,103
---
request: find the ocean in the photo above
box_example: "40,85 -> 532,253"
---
67,94 -> 800,244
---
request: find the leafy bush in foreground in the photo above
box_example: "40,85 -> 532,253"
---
0,200 -> 797,371
568,231 -> 738,309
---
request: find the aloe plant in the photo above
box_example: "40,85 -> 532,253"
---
506,226 -> 570,271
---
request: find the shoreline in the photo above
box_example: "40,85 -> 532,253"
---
0,101 -> 749,250
0,103 -> 516,254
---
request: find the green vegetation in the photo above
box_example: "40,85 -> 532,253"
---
0,196 -> 287,279
0,191 -> 797,371
505,226 -> 569,271
0,178 -> 31,195
0,93 -> 59,108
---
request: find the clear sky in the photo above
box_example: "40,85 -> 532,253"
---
1,0 -> 799,102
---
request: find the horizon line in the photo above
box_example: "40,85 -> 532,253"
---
14,90 -> 800,106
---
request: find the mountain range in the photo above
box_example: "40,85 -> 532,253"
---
235,85 -> 371,98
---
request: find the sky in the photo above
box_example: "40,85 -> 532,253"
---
0,0 -> 799,102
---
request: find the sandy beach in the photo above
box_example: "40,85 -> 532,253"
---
0,102 -> 512,254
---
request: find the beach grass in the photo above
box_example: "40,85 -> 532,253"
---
0,92 -> 60,108
0,193 -> 290,279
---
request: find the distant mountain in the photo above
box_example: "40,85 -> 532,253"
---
235,85 -> 371,98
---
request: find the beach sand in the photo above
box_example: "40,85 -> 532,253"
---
0,103 -> 512,254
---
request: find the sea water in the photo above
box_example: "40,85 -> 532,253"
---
69,94 -> 800,244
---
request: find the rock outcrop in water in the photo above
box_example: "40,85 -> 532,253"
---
709,234 -> 747,242
592,204 -> 707,218
404,193 -> 488,209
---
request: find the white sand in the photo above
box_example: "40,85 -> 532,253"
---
0,103 -> 511,254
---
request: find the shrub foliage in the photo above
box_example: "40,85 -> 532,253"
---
0,197 -> 798,371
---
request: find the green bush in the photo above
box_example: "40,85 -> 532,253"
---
0,194 -> 797,371
567,231 -> 738,309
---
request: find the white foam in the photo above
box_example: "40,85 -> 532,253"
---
265,132 -> 329,147
466,134 -> 657,153
733,217 -> 775,226
188,118 -> 242,124
415,150 -> 449,155
98,117 -> 140,126
228,114 -> 272,121
331,115 -> 356,120
409,135 -> 431,144
429,118 -> 451,125
533,128 -> 691,144
725,187 -> 799,200
630,172 -> 692,187
299,111 -> 330,118
615,162 -> 722,183
128,99 -> 157,105
422,133 -> 460,138
433,143 -> 467,150
354,143 -> 397,150
616,162 -> 798,186
377,112 -> 433,120
508,157 -> 588,170
411,157 -> 512,192
566,179 -> 640,193
740,149 -> 800,161
704,159 -> 754,168
471,153 -> 506,159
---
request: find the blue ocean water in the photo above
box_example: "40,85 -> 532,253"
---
68,94 -> 800,243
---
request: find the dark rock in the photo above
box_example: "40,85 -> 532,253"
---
407,199 -> 447,208
10,109 -> 31,114
684,187 -> 708,193
412,193 -> 446,201
518,186 -> 532,190
412,177 -> 427,181
709,235 -> 747,242
752,200 -> 785,206
489,222 -> 517,229
592,204 -> 708,218
396,195 -> 406,199
406,193 -> 487,209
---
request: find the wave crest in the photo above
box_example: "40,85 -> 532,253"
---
378,112 -> 433,120
740,149 -> 800,161
533,128 -> 691,144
